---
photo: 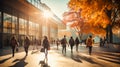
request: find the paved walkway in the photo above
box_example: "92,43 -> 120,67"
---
0,44 -> 120,67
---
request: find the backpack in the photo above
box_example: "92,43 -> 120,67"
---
61,38 -> 65,44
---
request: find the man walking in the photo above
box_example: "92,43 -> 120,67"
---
69,36 -> 75,53
61,35 -> 67,54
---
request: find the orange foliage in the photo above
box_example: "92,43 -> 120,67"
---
62,0 -> 114,36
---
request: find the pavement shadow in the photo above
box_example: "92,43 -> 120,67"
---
0,56 -> 12,64
97,52 -> 120,64
71,53 -> 82,63
9,56 -> 28,67
76,55 -> 104,66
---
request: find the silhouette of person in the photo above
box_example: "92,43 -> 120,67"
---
42,36 -> 50,63
61,35 -> 67,54
69,36 -> 75,53
24,36 -> 30,56
86,35 -> 93,55
75,37 -> 79,52
10,36 -> 18,57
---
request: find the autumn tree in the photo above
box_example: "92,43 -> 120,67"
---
66,0 -> 120,43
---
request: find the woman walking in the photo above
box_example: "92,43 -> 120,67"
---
42,36 -> 50,63
24,36 -> 30,56
10,36 -> 18,57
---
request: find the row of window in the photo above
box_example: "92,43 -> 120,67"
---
27,0 -> 46,11
1,12 -> 40,37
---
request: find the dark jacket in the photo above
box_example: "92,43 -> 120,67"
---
75,37 -> 79,45
69,38 -> 75,46
43,38 -> 50,49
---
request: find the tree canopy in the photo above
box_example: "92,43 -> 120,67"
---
63,0 -> 120,37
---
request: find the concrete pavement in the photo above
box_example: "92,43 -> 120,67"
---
0,44 -> 120,67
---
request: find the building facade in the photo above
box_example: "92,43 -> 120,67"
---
0,0 -> 61,48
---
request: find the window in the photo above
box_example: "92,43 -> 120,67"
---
3,13 -> 12,33
29,21 -> 39,36
12,16 -> 17,34
19,18 -> 27,35
24,20 -> 27,35
27,0 -> 32,3
42,25 -> 48,37
27,0 -> 41,10
36,24 -> 39,37
29,21 -> 33,35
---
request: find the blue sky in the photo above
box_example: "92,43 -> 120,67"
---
41,0 -> 69,20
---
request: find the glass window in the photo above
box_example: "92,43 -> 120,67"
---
29,21 -> 34,35
42,25 -> 48,37
19,18 -> 26,35
29,21 -> 39,36
24,20 -> 27,35
3,13 -> 12,33
36,24 -> 39,37
34,0 -> 38,8
12,16 -> 17,34
27,0 -> 32,3
27,0 -> 41,10
31,0 -> 35,5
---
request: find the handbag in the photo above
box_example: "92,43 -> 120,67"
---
16,47 -> 19,52
40,48 -> 45,52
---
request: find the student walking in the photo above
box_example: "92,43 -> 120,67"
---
42,36 -> 50,63
75,37 -> 79,52
10,36 -> 18,57
86,35 -> 93,55
69,36 -> 75,53
24,36 -> 30,56
61,35 -> 67,54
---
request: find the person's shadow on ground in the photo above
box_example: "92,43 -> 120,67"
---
71,53 -> 82,63
39,60 -> 50,67
0,56 -> 12,64
9,56 -> 28,67
76,54 -> 104,67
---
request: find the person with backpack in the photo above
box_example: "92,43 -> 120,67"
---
10,36 -> 18,57
24,36 -> 30,56
86,35 -> 93,55
61,35 -> 67,54
69,36 -> 75,53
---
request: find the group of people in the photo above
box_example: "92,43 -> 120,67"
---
60,35 -> 93,55
9,35 -> 94,57
10,36 -> 31,57
100,37 -> 108,47
9,36 -> 50,57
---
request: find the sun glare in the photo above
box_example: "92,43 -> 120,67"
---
43,10 -> 52,18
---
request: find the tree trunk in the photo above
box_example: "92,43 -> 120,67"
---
78,32 -> 82,41
106,24 -> 113,43
109,25 -> 113,43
